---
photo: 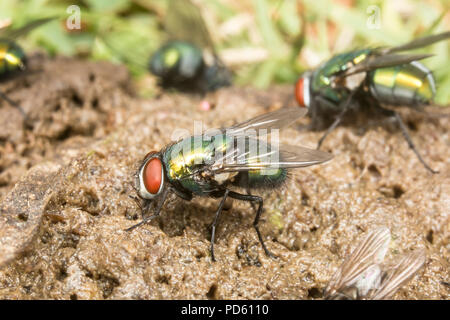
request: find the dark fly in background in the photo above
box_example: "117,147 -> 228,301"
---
149,0 -> 232,93
0,17 -> 53,118
295,31 -> 450,173
324,227 -> 426,300
126,107 -> 332,261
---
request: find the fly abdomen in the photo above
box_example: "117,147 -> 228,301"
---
233,168 -> 288,190
0,40 -> 26,80
369,61 -> 436,106
231,137 -> 288,189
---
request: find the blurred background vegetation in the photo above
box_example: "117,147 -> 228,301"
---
1,0 -> 449,103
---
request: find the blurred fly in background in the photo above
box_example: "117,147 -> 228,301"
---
3,1 -> 448,104
295,31 -> 450,173
0,17 -> 54,118
99,0 -> 232,95
149,0 -> 232,93
324,227 -> 426,300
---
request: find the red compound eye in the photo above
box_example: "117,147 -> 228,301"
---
143,157 -> 163,194
295,77 -> 306,108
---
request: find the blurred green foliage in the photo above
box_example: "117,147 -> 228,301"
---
1,0 -> 449,104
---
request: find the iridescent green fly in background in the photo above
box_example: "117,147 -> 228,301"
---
295,31 -> 450,173
0,17 -> 54,117
149,0 -> 231,93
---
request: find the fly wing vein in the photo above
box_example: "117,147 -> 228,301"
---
324,227 -> 391,298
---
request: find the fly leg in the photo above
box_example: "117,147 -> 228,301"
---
378,105 -> 438,174
128,195 -> 151,220
210,189 -> 230,262
243,173 -> 256,212
308,98 -> 330,130
316,106 -> 348,149
246,188 -> 257,212
228,190 -> 277,259
125,187 -> 170,232
0,89 -> 26,118
316,91 -> 357,149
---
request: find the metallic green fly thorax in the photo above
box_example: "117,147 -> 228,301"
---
149,40 -> 205,92
312,49 -> 372,104
162,134 -> 232,195
149,40 -> 231,93
150,41 -> 204,80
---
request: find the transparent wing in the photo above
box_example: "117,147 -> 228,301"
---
330,31 -> 450,80
210,140 -> 333,173
101,32 -> 150,70
368,249 -> 426,300
176,107 -> 329,181
384,31 -> 450,54
164,0 -> 215,51
226,107 -> 308,137
324,227 -> 391,298
279,143 -> 333,166
211,107 -> 329,172
0,17 -> 55,40
340,53 -> 433,78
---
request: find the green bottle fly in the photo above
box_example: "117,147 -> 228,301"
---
126,107 -> 332,261
149,0 -> 231,93
0,17 -> 54,115
294,31 -> 450,173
